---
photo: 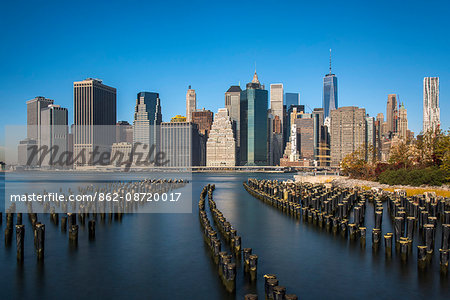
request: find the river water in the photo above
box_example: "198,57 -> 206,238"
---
0,172 -> 448,299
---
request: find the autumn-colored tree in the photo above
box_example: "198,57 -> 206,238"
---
341,144 -> 376,180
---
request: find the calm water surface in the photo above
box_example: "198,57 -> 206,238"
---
0,172 -> 448,299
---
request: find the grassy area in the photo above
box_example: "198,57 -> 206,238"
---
360,185 -> 450,197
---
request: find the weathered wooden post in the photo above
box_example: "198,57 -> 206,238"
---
264,274 -> 277,298
265,278 -> 279,299
442,224 -> 449,250
440,249 -> 449,273
88,219 -> 95,239
69,224 -> 79,243
16,224 -> 25,261
17,213 -> 22,225
417,245 -> 428,269
243,248 -> 252,271
360,227 -> 366,247
249,254 -> 258,281
35,223 -> 45,260
273,286 -> 286,300
61,216 -> 67,232
424,224 -> 435,254
384,233 -> 393,255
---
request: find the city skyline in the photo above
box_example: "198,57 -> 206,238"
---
1,1 -> 450,146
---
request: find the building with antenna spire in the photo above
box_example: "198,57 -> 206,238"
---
323,49 -> 338,119
240,70 -> 268,166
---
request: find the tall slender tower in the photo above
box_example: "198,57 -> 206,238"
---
186,86 -> 196,122
240,71 -> 268,166
397,103 -> 408,140
423,77 -> 440,133
386,94 -> 397,134
323,49 -> 338,119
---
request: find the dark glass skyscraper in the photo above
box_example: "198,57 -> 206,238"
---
284,92 -> 299,109
240,71 -> 268,166
323,52 -> 338,119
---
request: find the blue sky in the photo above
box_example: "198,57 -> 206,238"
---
1,0 -> 449,151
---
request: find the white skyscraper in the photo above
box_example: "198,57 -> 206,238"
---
270,83 -> 284,124
423,77 -> 440,133
186,86 -> 197,122
206,108 -> 236,166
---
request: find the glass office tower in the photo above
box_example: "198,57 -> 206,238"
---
240,71 -> 268,166
285,92 -> 299,109
323,74 -> 338,119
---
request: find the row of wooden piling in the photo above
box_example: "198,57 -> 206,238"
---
385,190 -> 450,272
199,185 -> 236,292
199,184 -> 298,298
206,184 -> 258,281
4,178 -> 187,263
244,178 -> 450,274
17,178 -> 187,217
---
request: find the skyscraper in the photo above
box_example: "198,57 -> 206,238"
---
330,106 -> 366,166
191,108 -> 214,137
397,103 -> 408,140
26,96 -> 54,140
225,85 -> 242,152
40,104 -> 68,166
240,71 -> 268,166
133,92 -> 162,148
423,77 -> 440,133
270,83 -> 284,165
386,94 -> 398,134
160,122 -> 201,167
186,86 -> 196,122
285,92 -> 299,109
323,50 -> 338,119
206,108 -> 236,167
366,116 -> 376,161
73,78 -> 116,166
270,84 -> 284,124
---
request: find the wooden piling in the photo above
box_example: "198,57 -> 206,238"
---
69,224 -> 79,243
16,224 -> 25,261
88,220 -> 96,239
417,245 -> 428,269
35,224 -> 45,260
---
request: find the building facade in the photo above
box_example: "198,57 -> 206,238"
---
386,94 -> 398,134
73,78 -> 117,166
116,121 -> 133,144
40,105 -> 68,167
397,103 -> 408,140
323,73 -> 338,119
133,92 -> 162,150
240,71 -> 268,166
365,116 -> 376,161
285,92 -> 299,109
423,77 -> 440,133
26,96 -> 54,141
186,86 -> 196,122
191,108 -> 214,137
160,122 -> 201,167
206,108 -> 236,166
330,106 -> 366,166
